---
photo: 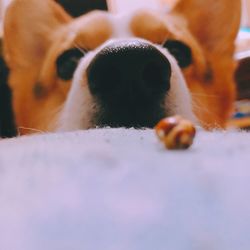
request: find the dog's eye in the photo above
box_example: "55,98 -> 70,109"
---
56,48 -> 86,80
163,40 -> 192,68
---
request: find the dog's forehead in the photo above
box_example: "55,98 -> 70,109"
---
110,10 -> 176,43
69,10 -> 182,48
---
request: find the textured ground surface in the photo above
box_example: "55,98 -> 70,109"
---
0,128 -> 250,250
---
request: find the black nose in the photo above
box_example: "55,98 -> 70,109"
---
87,40 -> 171,104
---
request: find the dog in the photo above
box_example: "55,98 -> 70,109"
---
3,0 -> 241,134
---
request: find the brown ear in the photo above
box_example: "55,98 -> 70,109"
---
4,0 -> 71,69
172,0 -> 241,55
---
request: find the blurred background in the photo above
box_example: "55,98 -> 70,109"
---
242,0 -> 250,27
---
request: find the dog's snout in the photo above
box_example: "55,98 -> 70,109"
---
87,41 -> 171,103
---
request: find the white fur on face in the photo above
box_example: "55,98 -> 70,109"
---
109,13 -> 134,38
57,36 -> 197,131
56,51 -> 97,131
155,45 -> 197,122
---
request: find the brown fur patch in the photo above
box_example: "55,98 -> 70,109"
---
73,11 -> 112,50
130,10 -> 169,44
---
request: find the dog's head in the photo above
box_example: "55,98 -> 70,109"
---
4,0 -> 241,133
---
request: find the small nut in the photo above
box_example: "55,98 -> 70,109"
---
155,115 -> 196,150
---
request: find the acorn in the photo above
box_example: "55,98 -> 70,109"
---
155,116 -> 196,150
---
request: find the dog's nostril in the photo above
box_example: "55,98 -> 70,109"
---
87,40 -> 171,102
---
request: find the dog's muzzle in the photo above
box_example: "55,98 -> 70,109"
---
87,40 -> 172,128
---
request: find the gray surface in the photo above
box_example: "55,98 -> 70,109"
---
0,128 -> 250,250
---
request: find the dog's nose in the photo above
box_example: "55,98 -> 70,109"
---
87,41 -> 171,103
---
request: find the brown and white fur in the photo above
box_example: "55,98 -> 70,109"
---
3,0 -> 241,134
